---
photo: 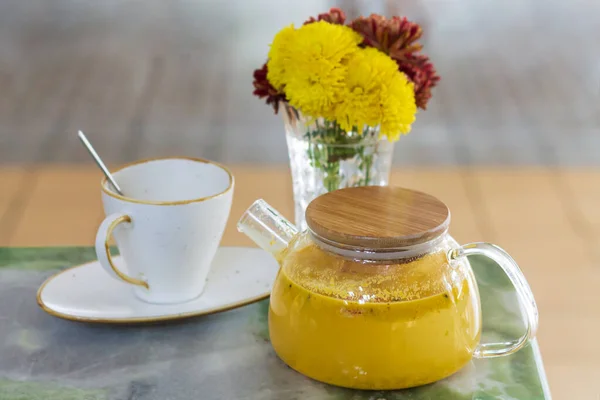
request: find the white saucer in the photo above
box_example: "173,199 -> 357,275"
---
37,247 -> 279,324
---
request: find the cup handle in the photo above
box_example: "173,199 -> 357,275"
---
449,242 -> 539,358
95,213 -> 149,289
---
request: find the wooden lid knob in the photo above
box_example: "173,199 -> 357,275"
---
305,186 -> 450,250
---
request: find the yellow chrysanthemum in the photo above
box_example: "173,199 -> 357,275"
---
380,71 -> 418,141
267,21 -> 363,119
266,24 -> 296,91
334,47 -> 417,141
334,48 -> 385,131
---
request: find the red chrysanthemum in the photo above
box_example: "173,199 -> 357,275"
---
252,63 -> 287,113
397,54 -> 440,110
350,14 -> 439,109
349,14 -> 423,57
304,7 -> 346,25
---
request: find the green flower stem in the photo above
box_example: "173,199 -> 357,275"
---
363,153 -> 373,186
323,161 -> 341,192
305,120 -> 376,192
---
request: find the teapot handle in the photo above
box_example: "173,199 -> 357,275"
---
449,242 -> 539,358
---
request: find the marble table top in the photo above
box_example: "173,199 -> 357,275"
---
0,247 -> 551,399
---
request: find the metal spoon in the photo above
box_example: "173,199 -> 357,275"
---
77,130 -> 124,195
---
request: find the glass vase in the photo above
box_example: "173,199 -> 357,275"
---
283,104 -> 394,230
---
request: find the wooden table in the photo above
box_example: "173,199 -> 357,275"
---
1,165 -> 600,399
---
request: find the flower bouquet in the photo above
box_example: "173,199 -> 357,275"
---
253,8 -> 439,229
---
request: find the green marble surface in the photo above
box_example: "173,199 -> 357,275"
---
0,247 -> 551,399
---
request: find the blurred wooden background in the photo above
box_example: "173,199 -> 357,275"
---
1,1 -> 599,399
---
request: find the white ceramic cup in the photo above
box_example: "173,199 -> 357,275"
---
94,157 -> 234,304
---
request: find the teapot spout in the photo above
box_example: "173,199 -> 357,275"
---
237,199 -> 299,258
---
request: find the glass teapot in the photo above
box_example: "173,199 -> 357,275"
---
237,186 -> 538,390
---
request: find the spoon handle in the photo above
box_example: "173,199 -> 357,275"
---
77,130 -> 124,196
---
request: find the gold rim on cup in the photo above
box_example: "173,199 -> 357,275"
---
100,156 -> 234,206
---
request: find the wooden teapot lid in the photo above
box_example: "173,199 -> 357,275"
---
305,186 -> 450,250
